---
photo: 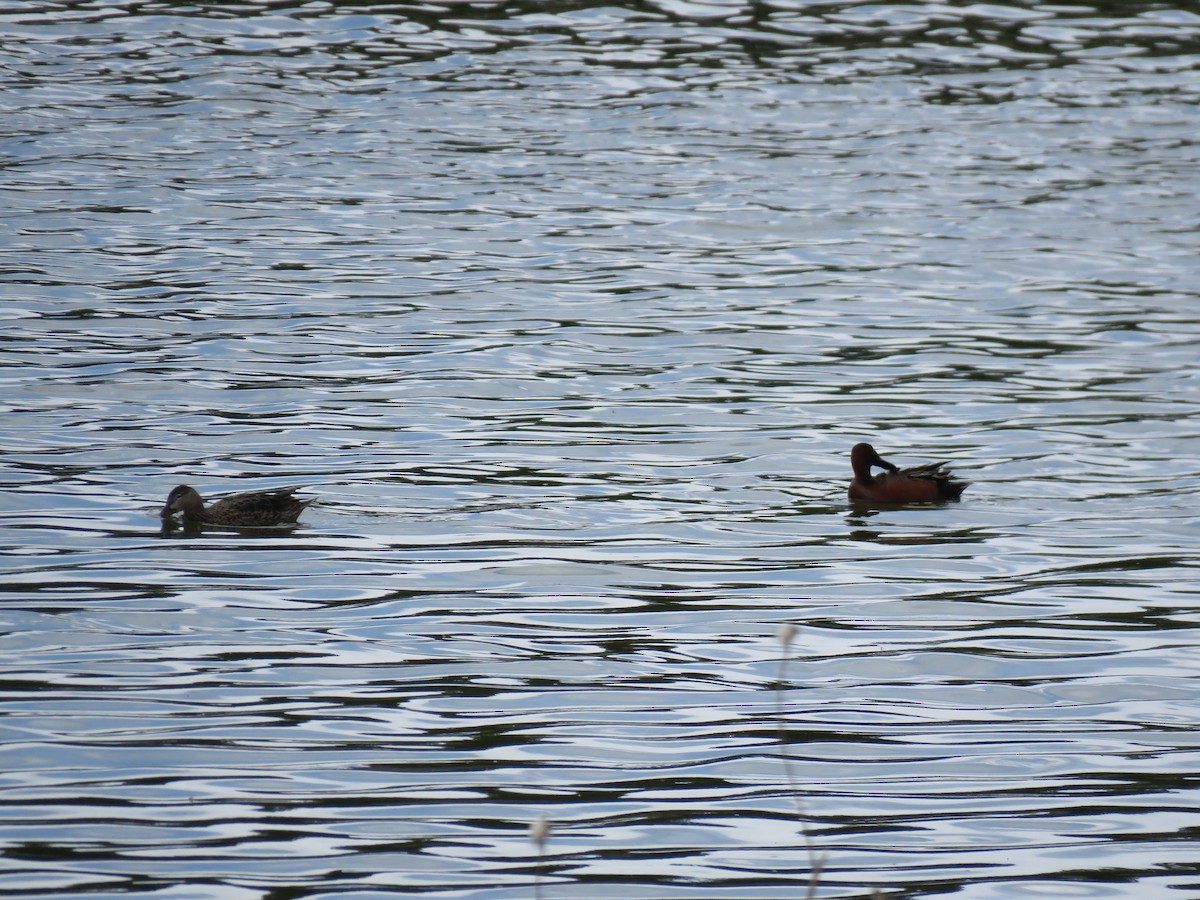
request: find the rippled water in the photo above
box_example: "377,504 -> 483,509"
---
3,1 -> 1200,897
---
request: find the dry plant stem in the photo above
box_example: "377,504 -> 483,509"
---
530,814 -> 549,900
775,625 -> 828,899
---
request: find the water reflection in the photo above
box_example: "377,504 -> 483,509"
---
158,518 -> 309,539
2,0 -> 1199,897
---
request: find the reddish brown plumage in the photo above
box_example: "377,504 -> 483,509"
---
848,443 -> 969,504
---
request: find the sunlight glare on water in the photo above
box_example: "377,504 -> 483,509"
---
1,1 -> 1199,897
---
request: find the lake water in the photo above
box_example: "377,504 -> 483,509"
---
2,1 -> 1199,897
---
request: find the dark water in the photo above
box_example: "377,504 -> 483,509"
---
2,2 -> 1200,897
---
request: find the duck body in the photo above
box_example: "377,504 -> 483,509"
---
848,443 -> 969,504
161,484 -> 312,527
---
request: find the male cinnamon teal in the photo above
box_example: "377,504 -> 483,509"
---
161,485 -> 312,527
848,443 -> 969,504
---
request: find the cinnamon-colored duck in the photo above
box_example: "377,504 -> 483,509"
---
161,485 -> 312,527
848,443 -> 969,504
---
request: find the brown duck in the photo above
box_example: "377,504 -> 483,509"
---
161,484 -> 312,527
848,443 -> 970,504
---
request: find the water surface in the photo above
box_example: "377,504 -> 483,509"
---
2,1 -> 1199,897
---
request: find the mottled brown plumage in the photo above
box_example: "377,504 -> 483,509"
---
161,484 -> 312,527
848,443 -> 969,504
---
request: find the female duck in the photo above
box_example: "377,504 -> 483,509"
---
161,484 -> 312,527
848,443 -> 969,504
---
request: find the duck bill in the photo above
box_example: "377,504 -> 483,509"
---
160,504 -> 177,519
874,454 -> 899,473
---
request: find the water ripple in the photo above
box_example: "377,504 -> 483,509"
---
3,0 -> 1200,897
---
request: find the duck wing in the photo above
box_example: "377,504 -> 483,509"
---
895,461 -> 970,499
205,488 -> 312,526
896,461 -> 953,480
